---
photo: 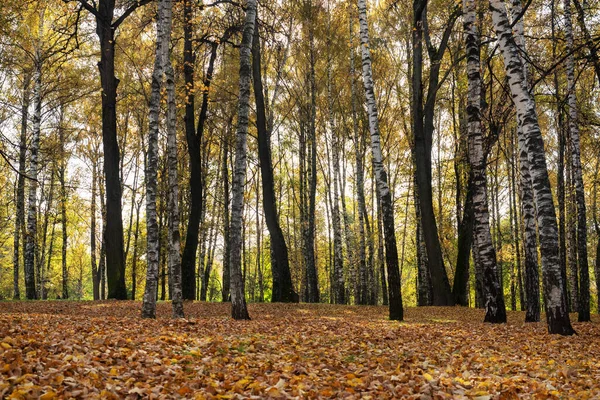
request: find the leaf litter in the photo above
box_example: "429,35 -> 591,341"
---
0,301 -> 599,399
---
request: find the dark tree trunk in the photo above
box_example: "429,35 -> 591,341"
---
453,171 -> 474,306
252,17 -> 298,303
412,0 -> 456,306
13,73 -> 30,300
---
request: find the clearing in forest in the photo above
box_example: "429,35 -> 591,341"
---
0,302 -> 598,399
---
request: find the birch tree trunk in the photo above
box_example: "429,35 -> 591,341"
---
228,0 -> 257,320
358,0 -> 403,320
510,0 -> 541,322
564,0 -> 590,322
490,0 -> 575,335
14,72 -> 31,300
328,37 -> 345,305
464,0 -> 506,323
142,0 -> 169,319
24,53 -> 43,300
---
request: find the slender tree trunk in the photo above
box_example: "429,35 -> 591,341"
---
222,130 -> 231,302
511,0 -> 541,322
326,36 -> 345,305
180,0 -> 199,300
228,0 -> 257,320
24,52 -> 43,300
91,162 -> 99,300
304,1 -> 319,303
465,0 -> 506,323
453,171 -> 474,306
564,0 -> 590,322
13,73 -> 31,300
142,0 -> 169,319
166,21 -> 185,318
490,0 -> 574,335
131,198 -> 141,300
412,0 -> 456,306
58,110 -> 69,300
99,175 -> 107,300
358,0 -> 403,320
251,16 -> 297,303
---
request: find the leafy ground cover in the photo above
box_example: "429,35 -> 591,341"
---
0,301 -> 599,399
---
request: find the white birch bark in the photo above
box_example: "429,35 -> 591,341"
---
510,0 -> 541,323
142,0 -> 169,318
464,0 -> 506,322
229,0 -> 257,320
329,48 -> 345,305
164,0 -> 184,318
24,11 -> 45,300
490,0 -> 574,334
357,0 -> 403,320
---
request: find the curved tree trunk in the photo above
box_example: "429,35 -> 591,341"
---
228,0 -> 257,320
251,16 -> 298,303
490,0 -> 574,335
358,0 -> 403,320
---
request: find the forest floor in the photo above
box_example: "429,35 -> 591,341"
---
0,302 -> 599,399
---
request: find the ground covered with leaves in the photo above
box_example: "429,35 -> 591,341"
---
0,302 -> 599,399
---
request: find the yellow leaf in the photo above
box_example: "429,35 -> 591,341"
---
40,391 -> 57,400
1,342 -> 12,349
109,368 -> 118,376
423,372 -> 434,382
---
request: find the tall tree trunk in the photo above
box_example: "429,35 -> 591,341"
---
99,175 -> 107,300
131,198 -> 141,300
13,73 -> 30,300
412,0 -> 456,306
358,0 -> 403,320
222,130 -> 231,302
490,0 -> 574,335
251,16 -> 297,303
91,162 -> 99,300
465,0 -> 506,323
58,109 -> 69,300
228,0 -> 257,320
511,0 -> 541,322
326,32 -> 346,305
24,48 -> 43,300
304,0 -> 319,303
564,0 -> 590,322
180,0 -> 199,300
166,26 -> 185,318
142,0 -> 169,319
93,0 -> 132,300
453,171 -> 474,306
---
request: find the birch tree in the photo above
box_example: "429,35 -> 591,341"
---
142,0 -> 170,319
489,0 -> 575,335
228,0 -> 257,320
464,0 -> 506,323
357,0 -> 403,320
564,0 -> 590,322
510,0 -> 540,322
